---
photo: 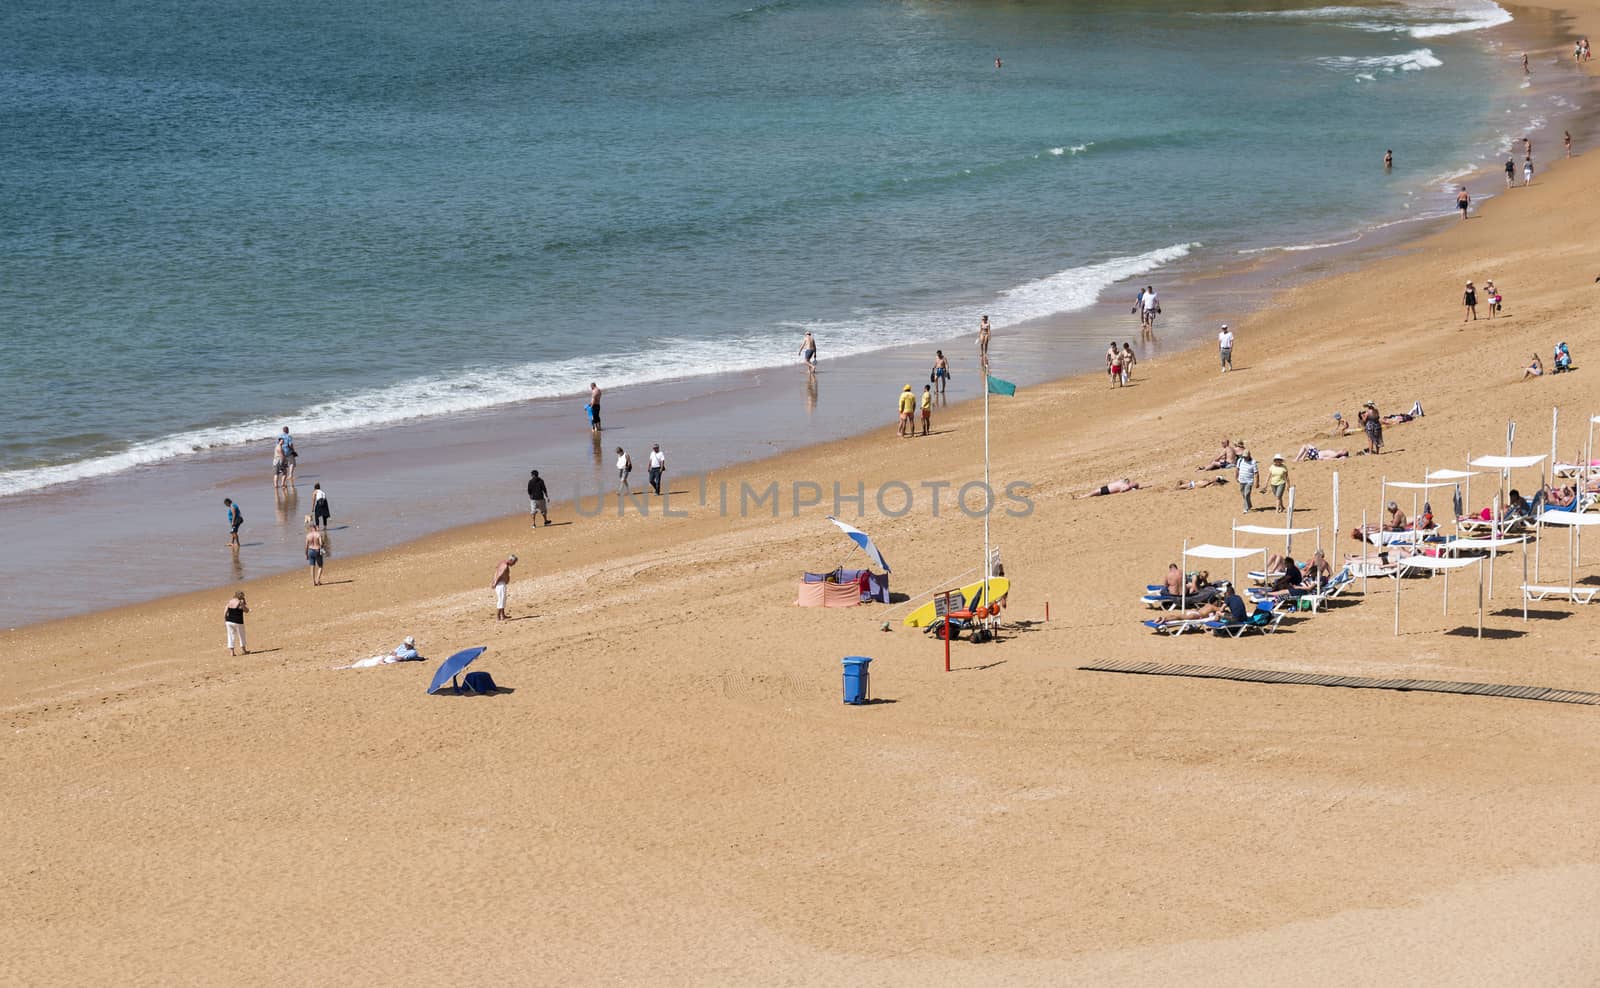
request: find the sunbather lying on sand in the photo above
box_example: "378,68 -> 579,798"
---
1076,478 -> 1144,498
1293,444 -> 1349,461
1176,476 -> 1229,490
1382,401 -> 1425,425
337,636 -> 422,669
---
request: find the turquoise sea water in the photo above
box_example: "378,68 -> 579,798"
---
1,0 -> 1529,494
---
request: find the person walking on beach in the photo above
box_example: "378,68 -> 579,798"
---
1383,149 -> 1393,170
932,350 -> 950,394
647,443 -> 666,495
800,331 -> 817,369
1484,279 -> 1501,318
1456,186 -> 1471,219
1235,450 -> 1258,513
224,498 -> 243,548
224,591 -> 249,655
977,315 -> 991,363
1261,454 -> 1290,513
589,382 -> 603,433
278,427 -> 298,487
311,482 -> 331,529
1523,52 -> 1529,75
304,516 -> 326,586
1463,280 -> 1478,321
1106,341 -> 1121,388
1218,324 -> 1234,372
493,555 -> 516,622
1120,342 -> 1136,385
1139,285 -> 1159,339
919,384 -> 932,436
272,442 -> 287,490
615,447 -> 632,491
1565,130 -> 1573,157
1523,157 -> 1534,186
897,384 -> 916,437
1505,156 -> 1516,188
528,469 -> 550,527
1359,401 -> 1384,454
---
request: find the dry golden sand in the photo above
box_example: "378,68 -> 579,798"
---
9,22 -> 1600,986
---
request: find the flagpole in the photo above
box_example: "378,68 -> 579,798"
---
983,367 -> 991,606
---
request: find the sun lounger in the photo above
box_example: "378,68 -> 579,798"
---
1201,600 -> 1287,637
1457,516 -> 1534,536
1521,584 -> 1600,604
1141,617 -> 1212,636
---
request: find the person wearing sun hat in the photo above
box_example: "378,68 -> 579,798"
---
897,384 -> 916,438
1262,453 -> 1290,513
1359,400 -> 1383,455
1463,280 -> 1478,322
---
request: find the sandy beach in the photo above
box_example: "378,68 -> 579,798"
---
10,6 -> 1600,984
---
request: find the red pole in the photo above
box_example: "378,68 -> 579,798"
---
943,590 -> 952,672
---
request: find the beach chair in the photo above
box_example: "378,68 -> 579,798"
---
1521,584 -> 1600,605
1203,600 -> 1286,637
1141,617 -> 1212,636
1293,567 -> 1355,612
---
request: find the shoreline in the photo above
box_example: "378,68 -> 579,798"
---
5,9 -> 1593,627
11,2 -> 1600,980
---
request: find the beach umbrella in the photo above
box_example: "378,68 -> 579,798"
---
427,646 -> 488,695
827,516 -> 892,573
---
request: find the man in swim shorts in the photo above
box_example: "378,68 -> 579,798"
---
305,518 -> 326,586
897,384 -> 915,438
920,384 -> 932,436
932,350 -> 950,393
224,498 -> 242,548
493,554 -> 517,622
1218,324 -> 1234,372
589,382 -> 602,432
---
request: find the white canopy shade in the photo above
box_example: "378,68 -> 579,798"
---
1232,525 -> 1316,536
1469,454 -> 1546,469
1426,469 -> 1479,480
1447,536 -> 1528,549
1537,510 -> 1600,527
1386,480 -> 1459,490
1397,555 -> 1481,571
1394,553 -> 1485,638
1184,544 -> 1266,559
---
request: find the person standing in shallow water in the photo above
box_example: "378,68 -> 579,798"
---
1456,186 -> 1471,219
1383,149 -> 1392,170
977,315 -> 991,364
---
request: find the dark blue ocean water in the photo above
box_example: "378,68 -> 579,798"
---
1,0 -> 1530,494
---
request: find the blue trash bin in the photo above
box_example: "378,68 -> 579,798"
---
842,656 -> 872,705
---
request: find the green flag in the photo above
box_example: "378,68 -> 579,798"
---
986,375 -> 1016,396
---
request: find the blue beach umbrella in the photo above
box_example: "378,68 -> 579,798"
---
427,646 -> 488,695
826,516 -> 891,573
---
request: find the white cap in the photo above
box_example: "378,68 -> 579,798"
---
1220,323 -> 1229,329
404,635 -> 415,646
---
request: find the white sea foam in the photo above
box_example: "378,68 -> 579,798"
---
0,243 -> 1200,497
1405,0 -> 1512,37
1317,48 -> 1442,74
1048,143 -> 1091,156
1237,235 -> 1363,255
1202,1 -> 1510,38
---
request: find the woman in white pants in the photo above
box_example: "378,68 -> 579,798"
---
224,591 -> 249,655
